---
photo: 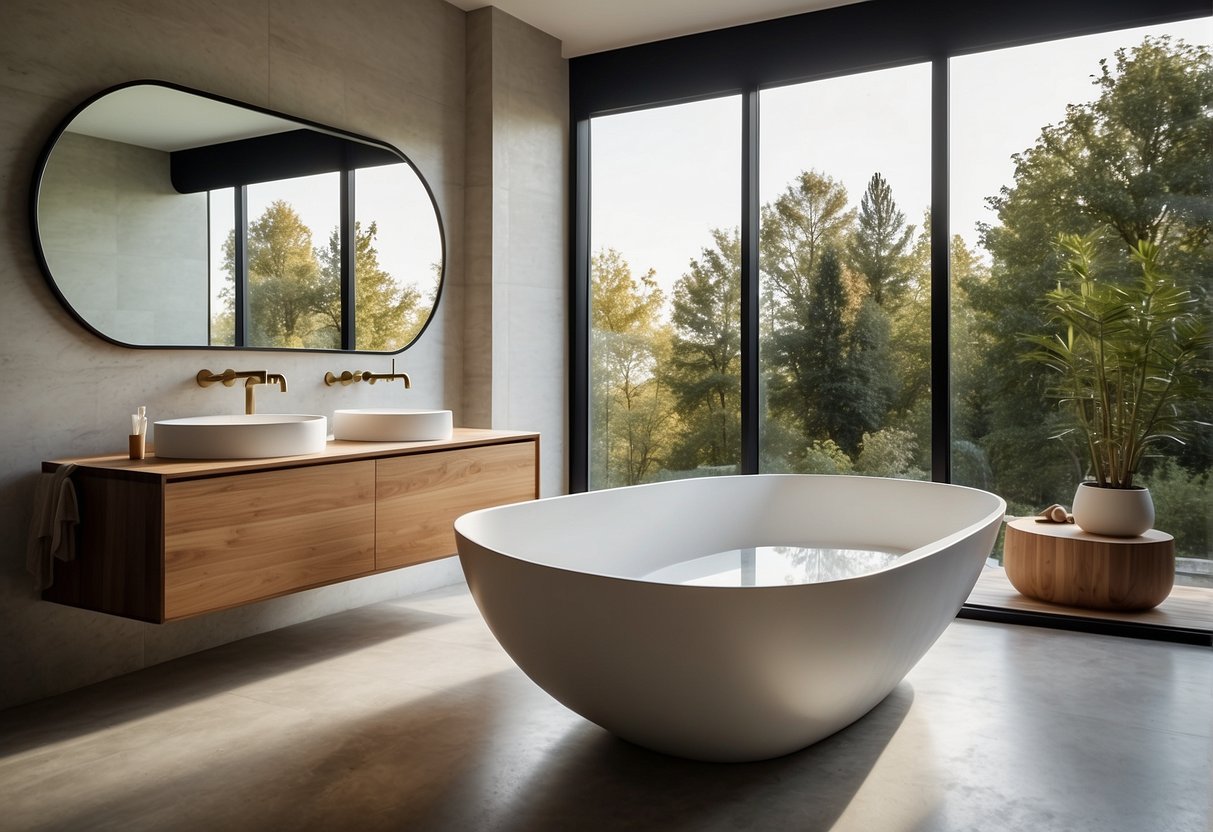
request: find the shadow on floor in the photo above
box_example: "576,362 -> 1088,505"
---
425,682 -> 917,832
0,597 -> 467,755
5,655 -> 916,832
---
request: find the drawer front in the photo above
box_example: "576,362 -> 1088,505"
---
164,461 -> 376,619
376,441 -> 537,570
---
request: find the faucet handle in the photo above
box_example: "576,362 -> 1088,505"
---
324,370 -> 366,386
197,368 -> 238,387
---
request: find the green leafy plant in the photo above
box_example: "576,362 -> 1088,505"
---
1022,233 -> 1211,488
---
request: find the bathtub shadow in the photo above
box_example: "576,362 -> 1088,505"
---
493,682 -> 916,832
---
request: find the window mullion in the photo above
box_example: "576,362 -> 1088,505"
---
234,186 -> 248,348
341,169 -> 355,350
930,55 -> 951,483
741,89 -> 761,475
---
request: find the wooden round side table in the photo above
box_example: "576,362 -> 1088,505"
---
1003,517 -> 1174,611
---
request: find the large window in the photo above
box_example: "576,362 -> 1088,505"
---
573,2 -> 1211,608
950,20 -> 1212,585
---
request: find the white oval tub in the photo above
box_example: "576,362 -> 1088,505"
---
455,474 -> 1005,762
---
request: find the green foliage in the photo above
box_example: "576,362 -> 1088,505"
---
1140,459 -> 1212,558
663,229 -> 742,470
212,202 -> 427,350
855,428 -> 926,480
765,221 -> 901,458
799,439 -> 854,475
317,222 -> 428,352
244,200 -> 332,348
963,35 -> 1212,506
767,244 -> 849,448
840,298 -> 897,454
761,169 -> 853,324
590,248 -> 673,487
1022,233 -> 1211,487
849,172 -> 915,305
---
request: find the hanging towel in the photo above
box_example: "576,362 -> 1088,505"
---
25,463 -> 79,591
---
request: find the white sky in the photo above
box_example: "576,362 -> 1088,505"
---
591,17 -> 1211,296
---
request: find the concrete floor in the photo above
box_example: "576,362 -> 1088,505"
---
1,583 -> 1209,832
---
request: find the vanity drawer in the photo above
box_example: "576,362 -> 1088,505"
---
163,461 -> 376,619
375,441 -> 538,570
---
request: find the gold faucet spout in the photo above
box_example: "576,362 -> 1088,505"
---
197,369 -> 284,415
366,371 -> 411,387
364,359 -> 411,387
243,372 -> 287,414
243,377 -> 260,415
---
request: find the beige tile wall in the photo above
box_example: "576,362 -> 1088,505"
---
0,0 -> 568,709
464,8 -> 569,495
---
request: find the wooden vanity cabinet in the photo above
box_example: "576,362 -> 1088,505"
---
376,442 -> 538,570
43,430 -> 538,622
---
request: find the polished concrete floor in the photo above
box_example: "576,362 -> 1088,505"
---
1,583 -> 1209,832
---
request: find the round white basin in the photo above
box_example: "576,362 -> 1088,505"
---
332,409 -> 453,442
153,414 -> 327,459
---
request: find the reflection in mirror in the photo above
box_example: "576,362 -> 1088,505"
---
241,171 -> 341,349
33,81 -> 444,352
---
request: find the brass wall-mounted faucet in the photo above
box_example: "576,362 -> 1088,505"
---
324,359 -> 411,388
196,369 -> 288,415
364,366 -> 411,388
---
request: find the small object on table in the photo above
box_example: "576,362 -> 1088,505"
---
129,405 -> 147,460
1003,517 -> 1173,612
1034,503 -> 1073,524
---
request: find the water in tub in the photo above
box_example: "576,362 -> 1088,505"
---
641,545 -> 907,587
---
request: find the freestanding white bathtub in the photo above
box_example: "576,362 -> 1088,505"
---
455,474 -> 1005,762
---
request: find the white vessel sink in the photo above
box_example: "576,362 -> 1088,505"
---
153,414 -> 328,459
332,408 -> 453,442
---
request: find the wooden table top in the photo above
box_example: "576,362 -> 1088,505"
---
1006,516 -> 1173,545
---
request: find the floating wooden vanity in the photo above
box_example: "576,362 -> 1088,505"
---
43,429 -> 539,622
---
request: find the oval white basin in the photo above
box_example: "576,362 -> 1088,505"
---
332,409 -> 453,442
153,414 -> 327,459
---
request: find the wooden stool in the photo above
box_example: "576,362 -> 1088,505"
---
1003,517 -> 1174,612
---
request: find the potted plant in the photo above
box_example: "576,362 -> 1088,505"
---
1022,233 -> 1211,536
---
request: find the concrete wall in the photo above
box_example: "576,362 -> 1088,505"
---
465,7 -> 569,496
0,0 -> 567,709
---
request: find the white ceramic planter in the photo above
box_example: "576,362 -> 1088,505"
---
1071,481 -> 1154,537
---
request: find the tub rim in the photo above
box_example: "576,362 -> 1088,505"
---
455,473 -> 1006,591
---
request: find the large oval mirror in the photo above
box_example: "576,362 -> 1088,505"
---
31,81 -> 445,352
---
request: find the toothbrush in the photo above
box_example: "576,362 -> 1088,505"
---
138,406 -> 147,436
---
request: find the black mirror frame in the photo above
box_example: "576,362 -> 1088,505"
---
29,79 -> 447,355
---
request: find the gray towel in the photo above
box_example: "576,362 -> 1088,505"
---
25,463 -> 79,591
